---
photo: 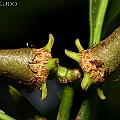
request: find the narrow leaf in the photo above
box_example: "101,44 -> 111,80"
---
89,0 -> 109,47
102,0 -> 120,38
0,111 -> 16,120
8,85 -> 46,120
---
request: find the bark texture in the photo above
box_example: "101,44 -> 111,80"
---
0,48 -> 51,88
80,27 -> 120,83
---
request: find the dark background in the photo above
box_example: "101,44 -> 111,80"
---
0,0 -> 120,120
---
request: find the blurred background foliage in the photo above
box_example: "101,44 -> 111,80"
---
0,0 -> 120,120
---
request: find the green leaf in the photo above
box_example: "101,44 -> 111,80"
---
8,85 -> 46,120
102,0 -> 120,38
89,0 -> 109,47
0,111 -> 16,120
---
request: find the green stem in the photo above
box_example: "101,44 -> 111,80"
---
55,65 -> 81,83
0,111 -> 16,120
57,84 -> 74,120
75,87 -> 96,120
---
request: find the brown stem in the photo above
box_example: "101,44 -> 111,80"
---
0,48 -> 52,87
80,26 -> 120,83
0,48 -> 35,82
88,26 -> 120,73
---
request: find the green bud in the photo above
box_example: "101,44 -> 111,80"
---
81,73 -> 93,91
97,87 -> 106,100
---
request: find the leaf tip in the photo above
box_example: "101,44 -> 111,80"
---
81,73 -> 93,91
44,34 -> 54,52
75,38 -> 84,52
97,88 -> 106,100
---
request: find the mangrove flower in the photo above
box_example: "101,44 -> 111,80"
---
0,34 -> 59,100
65,27 -> 120,93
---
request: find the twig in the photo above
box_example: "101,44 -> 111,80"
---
57,84 -> 74,120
